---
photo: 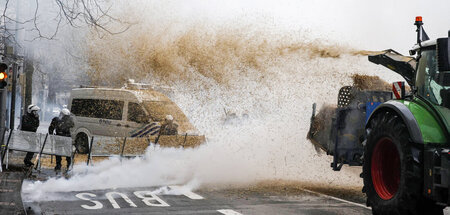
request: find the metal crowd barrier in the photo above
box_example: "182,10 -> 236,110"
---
0,129 -> 73,172
0,128 -> 206,170
85,133 -> 205,165
86,136 -> 152,165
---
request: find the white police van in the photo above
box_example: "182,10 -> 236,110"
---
68,84 -> 200,153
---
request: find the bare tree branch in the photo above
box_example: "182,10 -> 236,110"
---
1,0 -> 132,43
30,0 -> 63,40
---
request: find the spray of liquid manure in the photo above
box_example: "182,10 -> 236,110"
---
23,5 -> 401,201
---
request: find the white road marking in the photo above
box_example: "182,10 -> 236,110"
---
169,186 -> 204,200
300,188 -> 371,210
134,191 -> 170,207
105,192 -> 137,209
75,193 -> 103,210
217,209 -> 243,215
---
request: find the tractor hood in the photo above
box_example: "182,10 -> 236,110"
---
368,50 -> 416,86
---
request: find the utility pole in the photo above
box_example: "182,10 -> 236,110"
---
23,59 -> 33,117
0,88 -> 6,128
9,63 -> 17,129
0,64 -> 7,129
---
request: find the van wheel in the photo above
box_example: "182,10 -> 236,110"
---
75,133 -> 89,154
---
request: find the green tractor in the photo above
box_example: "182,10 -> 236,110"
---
308,17 -> 450,214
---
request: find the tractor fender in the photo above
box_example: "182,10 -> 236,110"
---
367,100 -> 423,144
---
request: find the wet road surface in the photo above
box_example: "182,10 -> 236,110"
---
23,185 -> 372,215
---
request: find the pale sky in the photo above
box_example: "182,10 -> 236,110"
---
161,0 -> 450,54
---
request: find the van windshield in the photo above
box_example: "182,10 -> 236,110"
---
142,101 -> 190,122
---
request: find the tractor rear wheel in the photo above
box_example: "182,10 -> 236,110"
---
362,111 -> 443,215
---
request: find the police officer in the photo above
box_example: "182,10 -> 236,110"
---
49,108 -> 74,171
22,104 -> 40,167
159,115 -> 178,135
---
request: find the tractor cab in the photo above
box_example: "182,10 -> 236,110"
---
414,40 -> 450,109
411,23 -> 450,140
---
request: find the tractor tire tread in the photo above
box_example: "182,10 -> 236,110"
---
362,111 -> 443,215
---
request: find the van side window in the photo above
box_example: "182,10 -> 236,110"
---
128,102 -> 148,123
71,99 -> 124,120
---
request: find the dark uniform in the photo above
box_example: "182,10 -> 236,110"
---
22,112 -> 40,166
160,122 -> 178,135
49,115 -> 74,170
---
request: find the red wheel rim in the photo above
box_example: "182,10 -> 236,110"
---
371,137 -> 400,200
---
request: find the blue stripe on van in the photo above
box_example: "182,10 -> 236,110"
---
149,129 -> 160,136
139,126 -> 161,137
131,122 -> 157,137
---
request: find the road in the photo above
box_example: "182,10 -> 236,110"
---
22,185 -> 372,215
1,145 -> 369,215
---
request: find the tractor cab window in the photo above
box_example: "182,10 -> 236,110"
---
416,49 -> 450,106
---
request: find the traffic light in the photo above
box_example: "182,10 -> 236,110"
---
0,63 -> 7,89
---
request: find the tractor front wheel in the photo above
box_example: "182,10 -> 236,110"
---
362,111 -> 443,215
